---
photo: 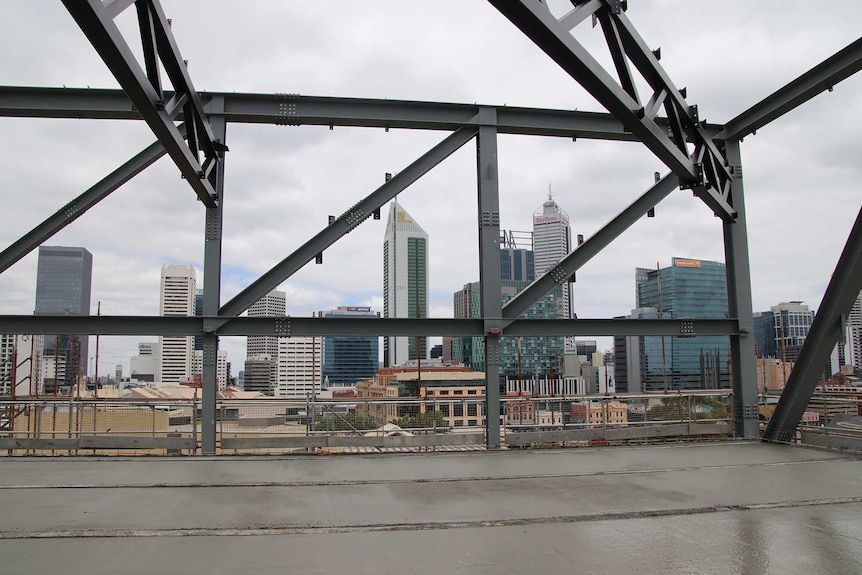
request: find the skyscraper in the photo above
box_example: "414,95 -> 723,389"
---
532,193 -> 572,319
753,301 -> 815,363
247,290 -> 286,358
320,306 -> 379,386
847,290 -> 862,369
452,280 -> 564,379
383,200 -> 428,366
500,230 -> 534,282
635,257 -> 729,390
34,246 -> 92,391
158,263 -> 196,384
243,290 -> 286,394
275,337 -> 321,398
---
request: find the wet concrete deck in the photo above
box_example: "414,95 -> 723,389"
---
1,441 -> 860,574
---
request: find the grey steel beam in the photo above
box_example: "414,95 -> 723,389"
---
0,87 -> 724,141
199,99 -> 227,455
763,205 -> 862,443
503,172 -> 680,319
104,0 -> 135,19
219,124 -> 478,318
0,87 -> 139,119
143,0 -> 217,159
487,0 -> 735,221
717,37 -> 862,141
722,141 -> 759,438
476,108 -> 502,448
503,318 -> 739,337
61,0 -> 217,207
0,132 -> 178,275
0,315 -> 735,338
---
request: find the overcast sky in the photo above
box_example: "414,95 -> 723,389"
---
1,1 -> 860,376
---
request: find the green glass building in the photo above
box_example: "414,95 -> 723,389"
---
636,257 -> 729,390
452,280 -> 564,380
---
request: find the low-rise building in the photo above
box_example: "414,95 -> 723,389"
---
570,400 -> 628,426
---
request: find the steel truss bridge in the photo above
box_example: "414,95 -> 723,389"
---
0,0 -> 860,454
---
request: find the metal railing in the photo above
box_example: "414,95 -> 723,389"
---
0,391 -> 742,456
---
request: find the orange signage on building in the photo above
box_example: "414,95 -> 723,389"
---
674,258 -> 702,268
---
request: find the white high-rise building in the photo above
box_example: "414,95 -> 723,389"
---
533,192 -> 572,320
275,336 -> 321,398
848,290 -> 862,369
158,264 -> 196,384
383,200 -> 428,367
247,290 -> 286,359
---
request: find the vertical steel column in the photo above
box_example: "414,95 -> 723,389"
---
476,108 -> 502,448
200,97 -> 226,455
722,140 -> 759,438
764,205 -> 862,442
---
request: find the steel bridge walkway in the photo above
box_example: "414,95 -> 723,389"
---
1,441 -> 860,574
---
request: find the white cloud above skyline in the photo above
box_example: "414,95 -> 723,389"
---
1,1 -> 860,375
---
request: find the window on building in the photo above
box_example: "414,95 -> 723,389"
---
467,404 -> 477,417
454,404 -> 464,417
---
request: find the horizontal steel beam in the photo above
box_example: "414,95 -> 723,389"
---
0,86 -> 722,141
717,37 -> 862,141
0,315 -> 739,338
503,318 -> 739,337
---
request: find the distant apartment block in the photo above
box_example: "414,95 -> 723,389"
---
158,264 -> 196,384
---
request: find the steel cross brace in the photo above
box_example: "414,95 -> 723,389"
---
0,127 -> 183,276
503,171 -> 679,320
488,0 -> 736,221
763,205 -> 862,443
61,0 -> 220,207
219,124 -> 480,318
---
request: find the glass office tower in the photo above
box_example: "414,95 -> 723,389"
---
321,306 -> 379,386
636,257 -> 729,390
34,246 -> 93,391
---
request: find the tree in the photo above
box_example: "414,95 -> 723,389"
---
392,410 -> 446,430
647,396 -> 729,422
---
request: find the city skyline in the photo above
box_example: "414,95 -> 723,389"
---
0,3 -> 859,379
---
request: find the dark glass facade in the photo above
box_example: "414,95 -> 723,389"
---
636,258 -> 729,390
35,246 -> 92,391
500,248 -> 534,282
322,308 -> 379,386
452,280 -> 564,380
406,237 -> 427,361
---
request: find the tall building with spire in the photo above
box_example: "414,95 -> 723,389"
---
532,191 -> 572,319
383,200 -> 428,367
158,264 -> 196,384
